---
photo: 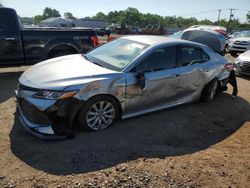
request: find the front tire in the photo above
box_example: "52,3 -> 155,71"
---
77,96 -> 119,131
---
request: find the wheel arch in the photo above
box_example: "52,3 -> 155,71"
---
200,77 -> 219,102
44,37 -> 82,58
48,43 -> 79,58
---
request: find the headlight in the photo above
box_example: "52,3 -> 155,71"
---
234,57 -> 240,64
234,58 -> 243,66
33,90 -> 78,100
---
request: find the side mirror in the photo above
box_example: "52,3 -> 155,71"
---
136,72 -> 146,91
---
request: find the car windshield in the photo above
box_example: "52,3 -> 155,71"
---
239,31 -> 250,37
85,38 -> 148,71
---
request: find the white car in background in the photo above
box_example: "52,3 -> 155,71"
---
234,50 -> 250,76
188,25 -> 227,37
228,32 -> 241,39
228,31 -> 250,56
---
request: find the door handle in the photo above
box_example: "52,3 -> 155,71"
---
170,73 -> 179,78
204,69 -> 211,72
5,37 -> 16,41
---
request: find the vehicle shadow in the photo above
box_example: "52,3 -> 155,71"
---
10,93 -> 250,175
237,75 -> 250,81
0,71 -> 23,103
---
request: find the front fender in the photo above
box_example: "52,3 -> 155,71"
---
68,77 -> 126,110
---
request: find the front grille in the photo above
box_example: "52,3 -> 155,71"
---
242,61 -> 250,66
232,46 -> 247,50
19,98 -> 51,124
240,63 -> 250,73
234,41 -> 248,45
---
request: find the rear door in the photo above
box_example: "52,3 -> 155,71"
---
176,45 -> 211,102
0,9 -> 24,65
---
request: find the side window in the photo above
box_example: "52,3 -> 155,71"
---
0,12 -> 7,36
136,46 -> 176,72
0,11 -> 18,36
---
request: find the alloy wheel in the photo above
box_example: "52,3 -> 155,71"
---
86,101 -> 115,130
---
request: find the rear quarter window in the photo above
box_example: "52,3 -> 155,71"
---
0,10 -> 18,36
202,51 -> 209,61
180,47 -> 202,66
180,46 -> 209,66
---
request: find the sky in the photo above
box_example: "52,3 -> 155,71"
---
1,0 -> 250,22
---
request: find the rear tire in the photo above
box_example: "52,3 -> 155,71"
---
200,79 -> 218,102
77,96 -> 119,131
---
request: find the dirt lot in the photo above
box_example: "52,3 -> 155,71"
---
0,54 -> 249,188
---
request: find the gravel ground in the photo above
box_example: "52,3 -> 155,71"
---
0,54 -> 249,188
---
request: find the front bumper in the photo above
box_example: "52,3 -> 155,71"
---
235,69 -> 250,76
234,63 -> 250,76
15,88 -> 83,139
17,104 -> 67,139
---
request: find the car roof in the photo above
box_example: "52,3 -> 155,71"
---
122,35 -> 204,47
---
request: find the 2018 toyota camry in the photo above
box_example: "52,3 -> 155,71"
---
16,35 -> 230,139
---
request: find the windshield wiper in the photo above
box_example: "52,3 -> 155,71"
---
84,55 -> 103,67
83,54 -> 91,61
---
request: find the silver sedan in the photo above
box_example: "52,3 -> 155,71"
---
234,50 -> 250,76
16,36 -> 230,139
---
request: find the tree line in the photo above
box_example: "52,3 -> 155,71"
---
33,7 -> 76,24
14,6 -> 250,31
93,7 -> 250,30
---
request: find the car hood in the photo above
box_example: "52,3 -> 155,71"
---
231,37 -> 250,42
238,50 -> 250,62
19,54 -> 118,90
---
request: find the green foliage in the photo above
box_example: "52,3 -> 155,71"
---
93,12 -> 107,20
247,12 -> 250,23
122,7 -> 142,26
32,7 -> 61,24
92,7 -> 250,30
16,6 -> 250,30
42,7 -> 61,19
34,15 -> 43,24
64,12 -> 75,19
199,19 -> 213,25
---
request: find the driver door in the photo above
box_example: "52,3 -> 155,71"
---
124,45 -> 180,117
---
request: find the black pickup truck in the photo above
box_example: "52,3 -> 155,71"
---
0,7 -> 99,66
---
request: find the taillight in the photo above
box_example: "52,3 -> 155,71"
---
91,36 -> 99,47
224,63 -> 234,71
215,29 -> 227,37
